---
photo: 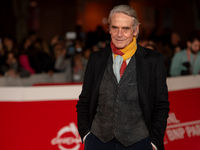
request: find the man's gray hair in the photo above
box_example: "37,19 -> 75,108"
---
108,5 -> 140,34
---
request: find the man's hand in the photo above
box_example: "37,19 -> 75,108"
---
151,143 -> 157,150
152,146 -> 155,150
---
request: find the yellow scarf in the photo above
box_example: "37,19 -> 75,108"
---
114,36 -> 137,61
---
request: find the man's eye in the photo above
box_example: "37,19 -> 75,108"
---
112,26 -> 117,29
123,27 -> 130,30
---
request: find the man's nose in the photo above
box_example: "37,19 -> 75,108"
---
117,29 -> 123,37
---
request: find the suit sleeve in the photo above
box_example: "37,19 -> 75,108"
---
76,53 -> 94,141
150,54 -> 170,149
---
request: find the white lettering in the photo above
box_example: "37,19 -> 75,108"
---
185,124 -> 200,137
165,120 -> 200,144
166,127 -> 185,141
51,137 -> 81,145
167,113 -> 180,125
51,122 -> 81,150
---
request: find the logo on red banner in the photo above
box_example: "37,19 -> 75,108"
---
51,123 -> 82,150
164,112 -> 200,144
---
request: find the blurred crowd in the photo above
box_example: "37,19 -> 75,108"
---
0,26 -> 200,82
0,26 -> 110,82
138,30 -> 200,77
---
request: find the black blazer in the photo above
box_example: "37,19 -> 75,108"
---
76,45 -> 170,150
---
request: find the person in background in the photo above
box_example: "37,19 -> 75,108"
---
49,35 -> 66,54
83,48 -> 92,60
33,38 -> 54,75
49,35 -> 60,54
0,52 -> 30,78
76,4 -> 169,150
92,44 -> 99,52
54,43 -> 72,82
0,52 -> 18,78
27,31 -> 38,44
170,34 -> 200,76
145,42 -> 156,51
19,35 -> 54,75
72,46 -> 90,82
72,52 -> 84,82
170,32 -> 182,56
2,36 -> 18,56
0,36 -> 18,75
0,38 -> 5,76
18,37 -> 35,74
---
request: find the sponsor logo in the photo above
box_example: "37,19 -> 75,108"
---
51,123 -> 82,150
164,112 -> 200,144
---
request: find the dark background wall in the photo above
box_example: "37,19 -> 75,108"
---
0,0 -> 15,38
37,0 -> 76,42
0,0 -> 200,44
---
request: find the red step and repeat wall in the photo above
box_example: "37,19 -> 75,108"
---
0,75 -> 200,150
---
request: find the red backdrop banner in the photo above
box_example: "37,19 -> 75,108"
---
0,76 -> 200,150
164,88 -> 200,150
0,100 -> 84,150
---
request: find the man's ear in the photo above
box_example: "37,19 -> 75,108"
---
133,25 -> 139,37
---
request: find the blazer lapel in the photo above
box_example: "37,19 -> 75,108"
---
135,45 -> 151,128
93,48 -> 111,98
136,45 -> 149,105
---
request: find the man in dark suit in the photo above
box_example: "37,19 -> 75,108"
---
76,5 -> 169,150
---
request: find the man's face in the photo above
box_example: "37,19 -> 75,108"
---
109,12 -> 138,49
188,39 -> 200,54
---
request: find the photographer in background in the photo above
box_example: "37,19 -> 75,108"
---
170,34 -> 200,76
